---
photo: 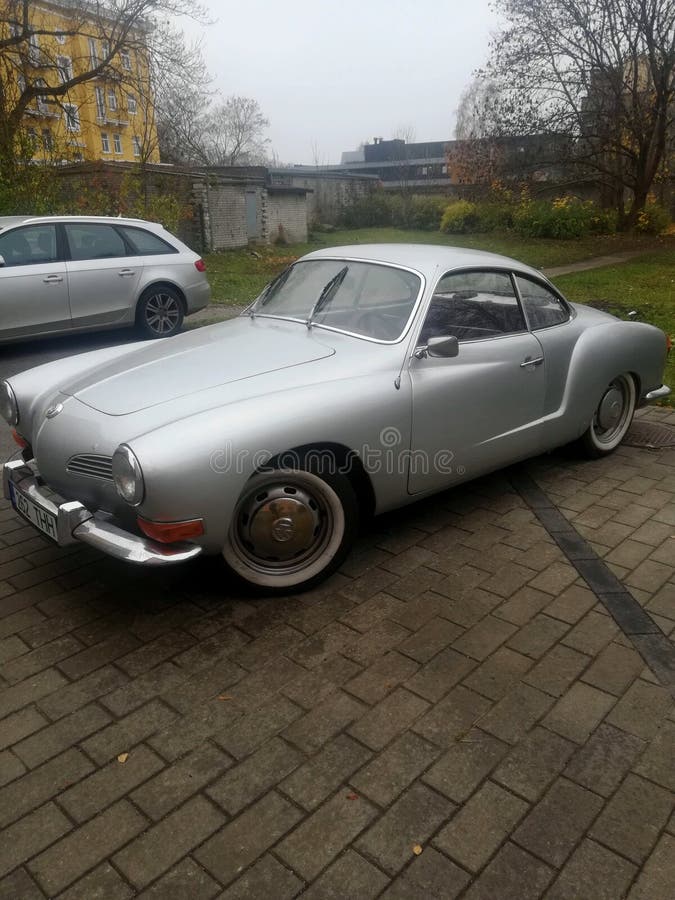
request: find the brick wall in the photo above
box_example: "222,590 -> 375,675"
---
265,193 -> 308,244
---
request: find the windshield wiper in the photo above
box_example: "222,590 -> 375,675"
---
306,266 -> 348,329
248,266 -> 293,318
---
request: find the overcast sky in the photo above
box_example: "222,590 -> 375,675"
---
180,0 -> 496,164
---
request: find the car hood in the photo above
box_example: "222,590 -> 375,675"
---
61,317 -> 336,415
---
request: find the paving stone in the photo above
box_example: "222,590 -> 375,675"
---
100,661 -> 188,717
28,801 -> 146,895
301,850 -> 389,900
628,832 -> 675,899
435,780 -> 528,872
422,728 -> 508,803
589,773 -> 673,864
82,700 -> 177,764
289,622 -> 361,669
37,665 -> 128,721
113,796 -> 224,888
523,644 -> 590,697
279,733 -> 371,811
562,610 -> 618,656
387,591 -> 443,630
396,617 -> 462,663
1,635 -> 84,684
226,656 -> 305,709
196,792 -> 303,886
206,737 -> 300,815
135,859 -> 221,900
493,585 -> 552,625
58,863 -> 134,900
451,615 -> 518,661
564,722 -> 647,796
219,854 -> 302,900
413,685 -> 491,748
581,640 -> 645,696
281,654 -> 361,710
605,679 -> 672,740
0,667 -> 69,719
462,842 -> 553,900
276,790 -> 377,881
213,695 -> 302,759
57,632 -> 141,680
380,847 -> 470,899
0,706 -> 48,751
543,682 -> 616,744
13,702 -> 111,769
493,726 -> 576,802
544,584 -> 597,624
634,720 -> 675,790
345,651 -> 419,705
506,614 -> 569,660
0,749 -> 25,787
0,868 -> 44,900
404,648 -> 476,702
350,731 -> 440,805
462,647 -> 533,701
283,690 -> 366,754
349,687 -> 429,750
513,777 -> 603,867
356,782 -> 453,875
478,683 -> 553,744
546,839 -> 637,899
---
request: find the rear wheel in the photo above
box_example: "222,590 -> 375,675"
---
136,286 -> 184,338
579,374 -> 636,458
223,461 -> 358,593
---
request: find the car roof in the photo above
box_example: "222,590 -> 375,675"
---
0,215 -> 159,232
302,243 -> 546,281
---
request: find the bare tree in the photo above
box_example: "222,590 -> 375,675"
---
484,0 -> 675,228
454,78 -> 503,140
198,95 -> 270,166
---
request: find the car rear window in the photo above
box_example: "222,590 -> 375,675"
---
119,226 -> 178,256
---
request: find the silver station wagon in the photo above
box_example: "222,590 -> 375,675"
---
1,244 -> 670,594
0,215 -> 210,342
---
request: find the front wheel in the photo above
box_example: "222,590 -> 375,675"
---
579,373 -> 636,458
222,465 -> 358,593
136,286 -> 184,338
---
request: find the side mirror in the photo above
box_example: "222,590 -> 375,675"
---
415,335 -> 459,359
0,255 -> 5,268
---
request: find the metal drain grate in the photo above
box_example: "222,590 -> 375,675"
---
624,420 -> 675,449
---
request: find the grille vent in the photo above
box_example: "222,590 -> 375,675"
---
66,453 -> 114,481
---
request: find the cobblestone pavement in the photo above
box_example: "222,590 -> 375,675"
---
0,407 -> 673,899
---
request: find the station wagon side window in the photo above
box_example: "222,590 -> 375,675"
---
0,225 -> 59,267
65,223 -> 127,261
515,275 -> 570,329
420,269 -> 526,343
118,226 -> 178,256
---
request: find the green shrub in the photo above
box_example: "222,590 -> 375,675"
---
339,191 -> 402,228
475,202 -> 514,231
439,200 -> 479,233
513,197 -> 615,239
408,195 -> 448,230
635,203 -> 670,235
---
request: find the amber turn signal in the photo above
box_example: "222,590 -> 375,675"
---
11,429 -> 27,449
137,516 -> 204,544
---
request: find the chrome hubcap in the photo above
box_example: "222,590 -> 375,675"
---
234,483 -> 329,570
145,293 -> 180,334
597,386 -> 623,430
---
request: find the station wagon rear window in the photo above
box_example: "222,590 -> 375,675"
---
252,259 -> 422,341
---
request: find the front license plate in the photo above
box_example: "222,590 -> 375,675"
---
9,483 -> 58,541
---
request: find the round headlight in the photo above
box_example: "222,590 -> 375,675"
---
112,444 -> 145,507
0,381 -> 18,427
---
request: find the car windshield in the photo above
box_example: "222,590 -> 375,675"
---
253,259 -> 422,341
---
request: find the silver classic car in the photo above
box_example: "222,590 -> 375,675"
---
1,244 -> 670,592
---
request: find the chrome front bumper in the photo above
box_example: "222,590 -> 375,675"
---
644,384 -> 671,402
2,460 -> 202,566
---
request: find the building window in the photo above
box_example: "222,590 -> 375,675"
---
41,129 -> 53,151
26,127 -> 38,147
88,38 -> 99,67
64,104 -> 80,133
28,34 -> 41,66
9,23 -> 20,38
120,51 -> 131,70
113,133 -> 122,154
36,81 -> 49,115
132,135 -> 141,157
127,94 -> 137,115
56,32 -> 66,44
107,89 -> 117,112
101,132 -> 110,153
101,41 -> 110,60
17,74 -> 26,94
95,86 -> 105,119
56,55 -> 73,84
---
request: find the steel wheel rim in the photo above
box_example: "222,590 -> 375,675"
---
145,293 -> 181,334
229,473 -> 339,578
592,376 -> 633,445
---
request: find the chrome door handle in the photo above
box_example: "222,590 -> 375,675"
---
43,274 -> 63,283
118,268 -> 134,276
520,356 -> 544,368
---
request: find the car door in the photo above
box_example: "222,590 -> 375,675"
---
0,223 -> 70,340
64,222 -> 142,328
408,268 -> 546,494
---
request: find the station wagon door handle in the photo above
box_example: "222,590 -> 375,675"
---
42,274 -> 63,283
520,356 -> 544,368
118,268 -> 135,276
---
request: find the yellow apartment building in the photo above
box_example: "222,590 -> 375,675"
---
3,0 -> 159,163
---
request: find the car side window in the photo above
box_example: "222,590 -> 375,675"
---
516,275 -> 569,329
0,225 -> 58,267
65,223 -> 127,261
420,270 -> 526,343
118,226 -> 178,256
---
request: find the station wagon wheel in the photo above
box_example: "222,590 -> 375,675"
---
137,285 -> 184,338
580,374 -> 636,458
223,466 -> 358,592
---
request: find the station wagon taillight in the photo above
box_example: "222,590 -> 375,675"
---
194,259 -> 206,272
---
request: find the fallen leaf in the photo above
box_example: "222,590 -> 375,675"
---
117,753 -> 129,764
346,792 -> 359,800
413,844 -> 423,856
218,694 -> 233,701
